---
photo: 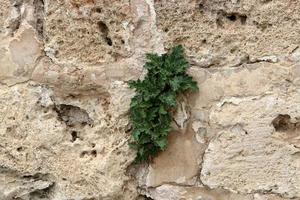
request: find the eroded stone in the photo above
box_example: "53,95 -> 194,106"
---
43,0 -> 133,66
0,83 -> 137,199
201,93 -> 300,198
155,0 -> 300,67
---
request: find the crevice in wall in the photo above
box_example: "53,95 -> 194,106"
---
271,114 -> 300,146
70,130 -> 79,142
190,53 -> 278,69
33,0 -> 45,38
0,170 -> 55,200
272,114 -> 300,132
98,21 -> 113,46
216,10 -> 248,28
53,104 -> 94,127
27,182 -> 55,200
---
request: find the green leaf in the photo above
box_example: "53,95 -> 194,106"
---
155,138 -> 168,150
159,92 -> 177,107
169,77 -> 181,91
127,45 -> 199,163
132,130 -> 141,141
159,105 -> 167,114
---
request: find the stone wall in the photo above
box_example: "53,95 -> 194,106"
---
0,0 -> 299,200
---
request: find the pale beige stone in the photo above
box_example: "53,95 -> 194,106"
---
43,0 -> 133,66
0,0 -> 11,37
0,83 -> 136,199
155,0 -> 300,67
201,92 -> 300,198
147,185 -> 293,200
1,0 -> 300,199
0,24 -> 42,85
146,184 -> 254,200
146,130 -> 203,187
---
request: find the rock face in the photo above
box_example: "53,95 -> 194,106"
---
0,0 -> 299,200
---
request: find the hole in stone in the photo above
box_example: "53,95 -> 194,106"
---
125,124 -> 132,133
227,14 -> 237,21
121,39 -> 125,44
240,15 -> 247,24
95,7 -> 102,13
98,21 -> 108,33
81,122 -> 87,126
98,21 -> 113,46
199,3 -> 204,11
80,151 -> 88,158
272,114 -> 291,131
230,48 -> 237,53
6,127 -> 12,133
54,104 -> 93,127
271,114 -> 299,132
91,150 -> 97,157
97,22 -> 106,31
71,131 -> 78,142
241,15 -> 247,25
17,147 -> 23,151
105,37 -> 113,46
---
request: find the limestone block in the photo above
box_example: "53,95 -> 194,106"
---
201,92 -> 300,198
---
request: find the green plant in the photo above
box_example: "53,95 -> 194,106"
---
128,45 -> 199,162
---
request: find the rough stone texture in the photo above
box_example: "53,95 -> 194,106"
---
201,88 -> 300,198
1,0 -> 300,200
143,184 -> 293,200
0,0 -> 11,37
137,0 -> 300,199
0,83 -> 137,199
155,0 -> 300,67
43,0 -> 133,65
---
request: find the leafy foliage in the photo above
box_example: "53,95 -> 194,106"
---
128,45 -> 199,163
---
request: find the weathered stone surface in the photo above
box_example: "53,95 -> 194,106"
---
0,83 -> 136,199
1,0 -> 300,199
43,0 -> 133,65
144,184 -> 292,200
154,0 -> 300,67
0,0 -> 11,37
201,91 -> 300,198
196,63 -> 300,198
146,185 -> 253,200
